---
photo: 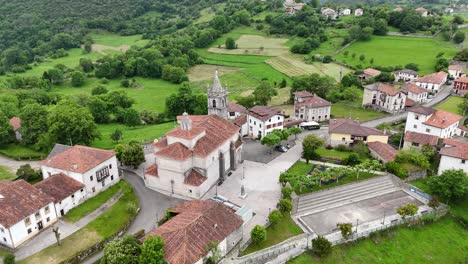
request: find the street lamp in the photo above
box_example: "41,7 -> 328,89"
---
355,219 -> 359,233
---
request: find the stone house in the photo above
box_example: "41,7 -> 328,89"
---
362,83 -> 406,113
293,91 -> 331,122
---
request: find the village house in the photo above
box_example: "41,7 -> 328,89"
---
362,83 -> 406,113
404,106 -> 463,139
35,173 -> 86,217
227,102 -> 247,120
321,7 -> 337,19
144,200 -> 243,264
401,83 -> 428,104
448,64 -> 465,78
9,117 -> 21,141
415,7 -> 428,17
367,141 -> 397,164
354,8 -> 364,16
392,69 -> 418,82
40,145 -> 120,198
328,118 -> 389,147
393,7 -> 403,12
0,180 -> 57,249
293,91 -> 332,122
358,68 -> 381,80
413,71 -> 448,94
438,138 -> 468,175
283,0 -> 304,15
145,113 -> 243,199
453,76 -> 468,95
403,131 -> 439,150
339,8 -> 351,16
248,105 -> 284,138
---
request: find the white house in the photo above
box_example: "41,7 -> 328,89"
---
358,68 -> 381,80
414,71 -> 448,94
35,173 -> 86,217
448,64 -> 465,78
233,114 -> 249,137
392,69 -> 418,82
227,102 -> 247,120
438,138 -> 468,175
401,83 -> 428,104
40,145 -> 120,197
145,113 -> 243,199
8,117 -> 22,141
0,180 -> 58,249
321,8 -> 337,19
415,7 -> 428,17
404,106 -> 463,139
144,200 -> 243,264
362,83 -> 406,113
354,8 -> 364,16
340,8 -> 351,15
403,131 -> 439,150
293,91 -> 331,122
248,105 -> 284,138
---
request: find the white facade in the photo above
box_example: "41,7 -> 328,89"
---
41,156 -> 120,198
54,189 -> 87,217
248,114 -> 284,138
448,68 -> 464,78
296,106 -> 330,122
405,111 -> 460,138
0,203 -> 57,248
340,8 -> 351,15
438,155 -> 467,175
393,71 -> 418,82
362,86 -> 406,113
355,8 -> 363,16
406,90 -> 428,104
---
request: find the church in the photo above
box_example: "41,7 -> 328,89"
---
144,71 -> 244,199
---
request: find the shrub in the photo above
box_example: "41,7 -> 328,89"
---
325,144 -> 333,150
335,144 -> 348,152
281,186 -> 293,199
279,198 -> 293,214
3,253 -> 15,264
121,79 -> 130,87
386,161 -> 408,179
279,172 -> 290,185
343,153 -> 360,166
397,203 -> 419,219
337,223 -> 353,239
322,55 -> 332,63
268,210 -> 282,225
311,236 -> 332,257
250,225 -> 267,244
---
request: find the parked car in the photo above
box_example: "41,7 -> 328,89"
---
275,145 -> 288,152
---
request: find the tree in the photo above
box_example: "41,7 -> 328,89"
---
123,109 -> 141,127
279,78 -> 287,88
47,100 -> 99,146
279,198 -> 292,214
102,235 -> 141,264
121,79 -> 130,88
359,54 -> 365,61
428,169 -> 468,204
302,134 -> 324,163
268,210 -> 282,225
291,74 -> 336,99
19,103 -> 48,145
166,83 -> 207,117
261,133 -> 280,153
139,236 -> 165,264
16,164 -> 40,183
250,225 -> 267,244
43,68 -> 64,84
336,223 -> 353,239
311,236 -> 332,257
253,81 -> 277,105
453,31 -> 465,44
84,42 -> 93,53
397,203 -> 419,220
373,19 -> 388,35
405,63 -> 419,71
457,93 -> 468,115
281,186 -> 293,199
205,241 -> 221,264
116,141 -> 146,168
0,111 -> 14,144
80,58 -> 94,72
428,196 -> 440,210
344,153 -> 360,166
453,15 -> 464,25
111,129 -> 123,143
3,253 -> 15,264
91,85 -> 108,95
71,71 -> 85,87
454,48 -> 468,61
236,95 -> 256,108
341,73 -> 361,88
225,37 -> 236,49
288,126 -> 302,140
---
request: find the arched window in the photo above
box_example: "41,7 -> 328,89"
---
212,100 -> 216,108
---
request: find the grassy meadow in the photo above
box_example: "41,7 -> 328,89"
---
0,165 -> 15,180
434,96 -> 464,114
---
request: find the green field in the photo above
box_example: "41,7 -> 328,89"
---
288,216 -> 467,264
0,165 -> 15,180
332,100 -> 387,122
434,96 -> 464,114
88,32 -> 149,48
0,144 -> 47,160
334,36 -> 458,74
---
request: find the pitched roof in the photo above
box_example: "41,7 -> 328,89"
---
449,64 -> 463,71
363,68 -> 381,77
293,91 -> 314,98
0,180 -> 55,228
393,69 -> 418,76
184,169 -> 207,186
415,71 -> 448,84
233,114 -> 247,127
408,106 -> 436,116
145,164 -> 158,177
295,94 -> 331,108
440,139 -> 468,160
41,145 -> 115,174
156,142 -> 192,161
404,131 -> 438,146
405,98 -> 417,107
402,83 -> 428,94
248,106 -> 283,122
35,173 -> 85,202
9,117 -> 21,131
284,119 -> 303,128
145,200 -> 243,264
454,76 -> 468,84
367,142 -> 396,162
227,102 -> 247,113
416,7 -> 427,11
46,144 -> 72,159
328,119 -> 385,137
166,127 -> 206,140
423,110 -> 463,129
377,83 -> 401,96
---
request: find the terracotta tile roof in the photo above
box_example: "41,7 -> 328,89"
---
145,200 -> 243,264
35,173 -> 85,202
296,94 -> 331,108
284,119 -> 303,128
166,127 -> 206,140
40,145 -> 115,174
184,169 -> 207,186
328,119 -> 385,137
404,131 -> 438,146
9,117 -> 21,131
408,106 -> 435,116
227,102 -> 246,113
145,164 -> 158,177
156,142 -> 192,161
415,71 -> 447,84
454,76 -> 468,84
402,83 -> 427,94
293,91 -> 314,98
449,64 -> 463,71
153,137 -> 168,151
392,69 -> 418,76
416,7 -> 427,11
377,83 -> 401,96
248,106 -> 283,122
423,110 -> 463,129
459,124 -> 468,132
0,180 -> 55,228
440,139 -> 468,160
367,142 -> 396,162
405,98 -> 417,107
363,68 -> 381,77
233,114 -> 247,127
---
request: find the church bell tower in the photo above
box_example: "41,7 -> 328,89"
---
207,70 -> 228,119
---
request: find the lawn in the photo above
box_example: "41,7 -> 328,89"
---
0,144 -> 47,160
332,101 -> 387,122
287,161 -> 314,175
434,96 -> 464,115
0,165 -> 15,180
315,148 -> 352,160
87,32 -> 149,48
208,34 -> 289,56
19,180 -> 138,264
334,36 -> 458,75
63,182 -> 122,223
188,64 -> 242,82
241,215 -> 303,256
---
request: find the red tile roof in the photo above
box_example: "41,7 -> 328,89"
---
166,127 -> 206,140
454,76 -> 468,84
329,119 -> 385,137
363,68 -> 381,77
233,114 -> 247,127
405,98 -> 417,107
145,164 -> 158,177
227,102 -> 246,113
377,83 -> 401,96
367,142 -> 397,162
35,173 -> 85,202
156,142 -> 192,161
423,110 -> 463,129
408,106 -> 435,116
402,83 -> 428,94
248,106 -> 283,122
145,200 -> 243,264
415,71 -> 448,84
153,138 -> 168,150
9,117 -> 21,131
41,145 -> 115,174
0,180 -> 55,228
296,94 -> 331,108
404,131 -> 438,146
284,119 -> 303,128
184,169 -> 207,186
440,139 -> 468,160
449,64 -> 463,71
293,91 -> 314,98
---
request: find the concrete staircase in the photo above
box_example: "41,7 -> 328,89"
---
295,175 -> 398,216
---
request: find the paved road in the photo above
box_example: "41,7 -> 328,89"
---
362,85 -> 452,128
0,155 -> 40,173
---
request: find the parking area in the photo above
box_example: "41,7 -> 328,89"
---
299,190 -> 424,236
242,138 -> 296,164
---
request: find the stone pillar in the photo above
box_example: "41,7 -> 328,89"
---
219,152 -> 225,181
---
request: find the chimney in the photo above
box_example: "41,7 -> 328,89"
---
383,128 -> 387,135
72,163 -> 78,170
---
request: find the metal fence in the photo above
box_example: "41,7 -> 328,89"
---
237,244 -> 298,264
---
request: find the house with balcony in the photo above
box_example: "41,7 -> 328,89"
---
414,71 -> 448,94
362,83 -> 406,113
404,106 -> 464,139
247,106 -> 284,139
293,91 -> 331,122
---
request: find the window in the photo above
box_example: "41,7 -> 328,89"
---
189,190 -> 192,193
35,212 -> 40,219
96,166 -> 110,182
111,175 -> 114,181
27,228 -> 32,234
81,189 -> 84,192
426,128 -> 431,133
277,116 -> 280,120
462,160 -> 466,164
45,206 -> 50,214
212,100 -> 216,108
0,228 -> 4,233
48,172 -> 51,177
254,121 -> 256,125
109,164 -> 112,169
90,176 -> 93,181
342,137 -> 346,142
413,125 -> 417,129
71,194 -> 75,198
46,217 -> 50,222
3,237 -> 6,242
259,124 -> 262,128
92,187 -> 96,193
229,112 -> 235,117
24,217 -> 30,226
412,143 -> 420,147
102,181 -> 105,187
